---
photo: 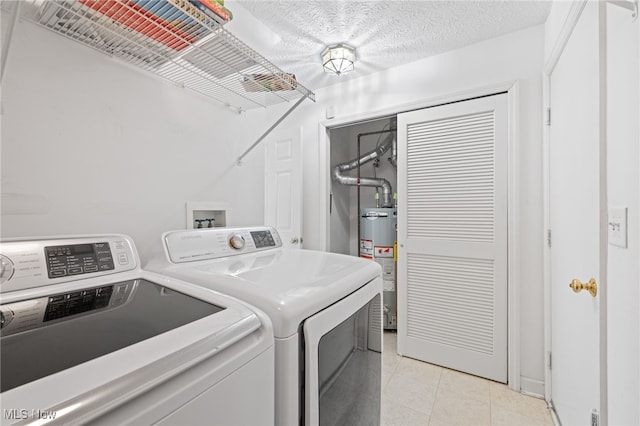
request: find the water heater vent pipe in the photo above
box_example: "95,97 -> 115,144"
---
331,130 -> 396,208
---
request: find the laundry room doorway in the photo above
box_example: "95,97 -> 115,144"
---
322,84 -> 519,388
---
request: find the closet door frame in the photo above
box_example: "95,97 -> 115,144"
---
318,81 -> 520,391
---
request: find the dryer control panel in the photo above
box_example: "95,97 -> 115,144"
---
0,235 -> 137,293
164,226 -> 282,263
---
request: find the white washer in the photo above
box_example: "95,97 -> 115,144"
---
0,235 -> 274,426
145,226 -> 383,426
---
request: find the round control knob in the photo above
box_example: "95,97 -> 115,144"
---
0,309 -> 13,329
0,255 -> 15,284
228,234 -> 246,250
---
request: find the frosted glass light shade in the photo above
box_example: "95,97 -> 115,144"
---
321,44 -> 356,75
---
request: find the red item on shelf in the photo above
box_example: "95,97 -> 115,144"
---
195,0 -> 231,21
78,0 -> 200,51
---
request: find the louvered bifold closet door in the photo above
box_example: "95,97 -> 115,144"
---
397,94 -> 508,383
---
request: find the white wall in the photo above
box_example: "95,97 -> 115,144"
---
249,24 -> 547,394
605,4 -> 639,425
0,17 -> 269,262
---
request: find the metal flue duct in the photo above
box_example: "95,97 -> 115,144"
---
332,131 -> 396,208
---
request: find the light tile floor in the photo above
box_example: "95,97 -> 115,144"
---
382,331 -> 555,426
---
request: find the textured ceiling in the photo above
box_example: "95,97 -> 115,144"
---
234,1 -> 552,91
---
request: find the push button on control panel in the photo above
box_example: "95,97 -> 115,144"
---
45,242 -> 115,279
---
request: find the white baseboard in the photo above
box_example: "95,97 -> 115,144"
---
520,376 -> 545,398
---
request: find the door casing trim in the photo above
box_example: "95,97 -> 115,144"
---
318,80 -> 521,392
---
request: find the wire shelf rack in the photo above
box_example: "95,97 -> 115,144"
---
25,0 -> 315,111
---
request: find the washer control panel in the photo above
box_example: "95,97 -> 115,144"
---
0,236 -> 137,293
45,242 -> 115,279
164,226 -> 282,263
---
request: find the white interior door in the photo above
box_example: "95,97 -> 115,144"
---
548,1 -> 604,424
397,93 -> 508,383
264,126 -> 303,249
605,2 -> 639,423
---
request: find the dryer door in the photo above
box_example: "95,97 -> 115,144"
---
303,279 -> 382,426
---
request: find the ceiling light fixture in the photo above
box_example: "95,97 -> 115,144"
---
321,43 -> 356,76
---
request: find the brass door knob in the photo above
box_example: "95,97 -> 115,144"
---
569,278 -> 597,297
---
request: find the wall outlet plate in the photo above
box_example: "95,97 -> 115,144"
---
608,207 -> 628,248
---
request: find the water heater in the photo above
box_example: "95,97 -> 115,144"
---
360,208 -> 397,329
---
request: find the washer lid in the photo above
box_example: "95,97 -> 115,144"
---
158,248 -> 382,338
0,279 -> 224,393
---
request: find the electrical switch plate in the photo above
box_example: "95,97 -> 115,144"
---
608,207 -> 627,248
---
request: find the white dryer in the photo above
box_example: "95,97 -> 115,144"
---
0,234 -> 274,426
145,226 -> 383,426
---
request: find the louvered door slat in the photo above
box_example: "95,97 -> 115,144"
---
397,94 -> 508,383
407,109 -> 495,242
407,253 -> 495,355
